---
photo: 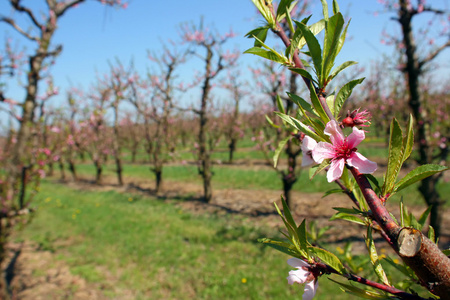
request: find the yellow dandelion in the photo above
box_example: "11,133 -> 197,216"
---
336,246 -> 344,254
379,254 -> 386,260
393,259 -> 399,264
75,209 -> 81,214
241,278 -> 247,284
128,197 -> 133,202
381,248 -> 386,253
358,267 -> 363,272
72,214 -> 77,220
45,197 -> 52,203
95,203 -> 100,207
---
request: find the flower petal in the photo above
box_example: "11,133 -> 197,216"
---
301,136 -> 317,152
324,120 -> 345,146
287,257 -> 309,268
312,142 -> 335,163
347,152 -> 377,174
347,126 -> 365,148
301,153 -> 315,167
287,269 -> 308,285
327,158 -> 345,182
302,280 -> 319,300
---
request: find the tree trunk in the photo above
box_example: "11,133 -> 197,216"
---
154,167 -> 162,194
68,160 -> 78,182
59,160 -> 66,181
94,160 -> 102,185
115,156 -> 123,186
398,0 -> 446,237
228,139 -> 236,164
48,162 -> 54,177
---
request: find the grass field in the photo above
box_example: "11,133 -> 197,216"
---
16,181 -> 428,299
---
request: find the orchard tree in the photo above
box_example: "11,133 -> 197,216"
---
220,68 -> 247,164
180,21 -> 238,202
247,0 -> 449,299
0,1 -> 127,296
378,0 -> 450,237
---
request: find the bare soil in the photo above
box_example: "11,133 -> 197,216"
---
3,171 -> 449,299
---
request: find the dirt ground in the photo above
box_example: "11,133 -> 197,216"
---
2,170 -> 450,299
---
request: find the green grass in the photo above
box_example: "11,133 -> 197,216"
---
17,181 -> 372,299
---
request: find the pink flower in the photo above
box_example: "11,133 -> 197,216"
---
287,258 -> 319,300
342,108 -> 371,128
301,136 -> 317,167
312,120 -> 377,182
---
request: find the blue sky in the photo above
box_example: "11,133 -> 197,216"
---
0,0 -> 449,128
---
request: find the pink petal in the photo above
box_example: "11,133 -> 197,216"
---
347,152 -> 377,174
312,142 -> 335,163
327,158 -> 345,182
347,127 -> 365,148
287,258 -> 309,268
301,136 -> 317,152
302,280 -> 318,300
301,153 -> 315,167
324,120 -> 344,146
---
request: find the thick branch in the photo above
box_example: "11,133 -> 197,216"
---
350,167 -> 450,298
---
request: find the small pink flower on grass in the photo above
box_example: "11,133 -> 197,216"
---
312,120 -> 377,182
287,258 -> 318,300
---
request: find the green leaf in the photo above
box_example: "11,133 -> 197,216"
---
365,174 -> 381,194
244,47 -> 288,65
309,83 -> 330,123
329,278 -> 391,299
276,95 -> 286,114
250,0 -> 276,28
334,78 -> 364,118
417,206 -> 432,231
402,115 -> 414,163
294,21 -> 323,79
322,188 -> 344,198
328,61 -> 358,82
289,67 -> 316,84
442,249 -> 450,256
274,136 -> 290,168
428,226 -> 435,243
276,0 -> 296,23
281,196 -> 298,232
322,13 -> 345,84
287,92 -> 315,115
393,164 -> 449,194
297,219 -> 309,255
309,246 -> 345,274
332,0 -> 340,14
382,118 -> 404,196
320,0 -> 329,20
326,94 -> 335,116
286,114 -> 326,142
245,26 -> 270,47
258,238 -> 299,257
310,159 -> 331,180
294,19 -> 326,53
330,212 -> 365,226
335,20 -> 350,64
265,115 -> 280,129
366,227 -> 390,286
